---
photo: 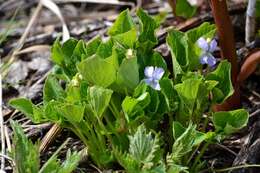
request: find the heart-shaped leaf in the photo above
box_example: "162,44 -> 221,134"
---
77,55 -> 117,88
213,109 -> 249,135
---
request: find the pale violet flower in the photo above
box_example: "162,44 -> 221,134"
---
144,66 -> 165,90
197,37 -> 217,67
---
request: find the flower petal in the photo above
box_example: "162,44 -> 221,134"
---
207,54 -> 217,67
197,37 -> 209,51
153,81 -> 161,90
144,78 -> 161,90
144,78 -> 153,86
199,54 -> 208,65
153,67 -> 165,80
144,66 -> 154,78
209,39 -> 217,52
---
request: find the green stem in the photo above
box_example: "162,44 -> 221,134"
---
104,115 -> 122,141
71,123 -> 91,147
110,99 -> 121,119
191,141 -> 210,171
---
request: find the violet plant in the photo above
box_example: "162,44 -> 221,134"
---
9,9 -> 249,172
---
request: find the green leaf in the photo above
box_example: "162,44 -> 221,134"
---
137,8 -> 158,44
145,87 -> 160,114
58,150 -> 81,173
115,125 -> 163,172
87,86 -> 113,117
146,52 -> 167,71
172,121 -> 186,140
175,0 -> 197,18
66,84 -> 81,103
40,158 -> 60,173
174,78 -> 202,123
58,103 -> 85,122
160,79 -> 179,112
9,98 -> 33,116
51,38 -> 81,78
169,124 -> 197,164
122,92 -> 150,122
9,98 -> 45,123
166,30 -> 188,77
11,121 -> 40,173
213,109 -> 249,135
117,56 -> 139,91
84,36 -> 102,58
206,60 -> 234,103
172,121 -> 214,146
43,75 -> 66,103
114,149 -> 140,173
137,8 -> 159,51
62,38 -> 78,58
129,125 -> 161,165
108,9 -> 135,36
72,40 -> 86,60
153,11 -> 167,26
40,143 -> 81,173
51,38 -> 64,65
112,28 -> 137,48
44,100 -> 62,122
186,22 -> 216,44
96,38 -> 114,58
167,164 -> 189,173
77,55 -> 117,87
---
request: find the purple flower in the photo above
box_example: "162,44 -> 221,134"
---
197,37 -> 217,67
144,66 -> 165,90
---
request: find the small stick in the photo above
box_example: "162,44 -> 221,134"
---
4,126 -> 11,152
245,0 -> 256,45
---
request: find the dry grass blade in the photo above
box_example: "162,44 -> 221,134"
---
1,2 -> 43,78
4,126 -> 11,152
13,45 -> 50,56
0,67 -> 6,170
16,3 -> 43,51
41,0 -> 70,42
39,124 -> 62,153
54,0 -> 135,8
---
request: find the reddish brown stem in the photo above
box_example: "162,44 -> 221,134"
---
210,0 -> 240,110
237,49 -> 260,83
